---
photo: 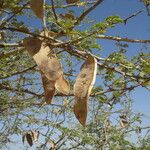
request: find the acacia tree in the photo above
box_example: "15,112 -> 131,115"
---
0,0 -> 150,149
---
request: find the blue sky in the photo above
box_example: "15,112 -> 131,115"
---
91,0 -> 150,125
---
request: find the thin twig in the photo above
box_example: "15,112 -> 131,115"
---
125,126 -> 150,133
123,10 -> 143,24
51,0 -> 58,22
0,2 -> 29,27
73,0 -> 104,26
1,33 -> 150,50
43,0 -> 47,30
0,43 -> 22,48
0,83 -> 42,98
50,0 -> 62,30
2,27 -> 63,44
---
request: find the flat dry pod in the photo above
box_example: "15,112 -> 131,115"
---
35,43 -> 63,81
66,0 -> 79,4
39,31 -> 70,95
30,0 -> 44,20
22,131 -> 39,147
22,37 -> 42,56
41,72 -> 55,104
26,132 -> 33,147
74,54 -> 97,126
23,37 -> 70,98
23,37 -> 63,82
55,75 -> 70,95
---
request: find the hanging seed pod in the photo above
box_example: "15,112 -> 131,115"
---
22,37 -> 42,56
23,37 -> 70,101
30,0 -> 44,20
55,75 -> 70,95
23,37 -> 63,82
26,133 -> 33,147
39,30 -> 70,95
74,54 -> 97,126
41,72 -> 55,104
22,130 -> 40,147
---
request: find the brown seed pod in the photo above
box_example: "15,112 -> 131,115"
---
39,31 -> 70,95
23,37 -> 70,101
26,133 -> 33,147
22,37 -> 42,56
23,38 -> 63,82
73,54 -> 97,126
41,72 -> 55,104
55,75 -> 70,95
35,43 -> 63,81
66,0 -> 79,4
30,0 -> 44,20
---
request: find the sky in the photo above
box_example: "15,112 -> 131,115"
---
3,0 -> 150,149
91,0 -> 150,125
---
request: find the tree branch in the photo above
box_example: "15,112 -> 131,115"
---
0,83 -> 42,98
1,27 -> 63,44
64,45 -> 148,81
1,33 -> 150,51
0,82 -> 140,99
0,43 -> 22,48
1,27 -> 149,82
96,35 -> 150,43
